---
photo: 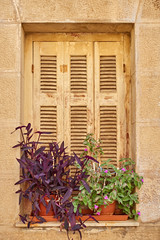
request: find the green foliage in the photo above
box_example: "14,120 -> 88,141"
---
73,134 -> 144,220
103,158 -> 143,219
80,133 -> 104,159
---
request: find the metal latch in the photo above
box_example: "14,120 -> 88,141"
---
60,65 -> 67,73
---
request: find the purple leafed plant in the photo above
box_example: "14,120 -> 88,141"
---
12,123 -> 98,239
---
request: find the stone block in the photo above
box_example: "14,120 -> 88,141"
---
0,124 -> 20,176
18,0 -> 138,22
138,175 -> 160,223
136,125 -> 160,173
137,0 -> 160,23
0,24 -> 20,72
0,222 -> 160,240
136,72 -> 160,122
0,176 -> 19,224
0,73 -> 20,121
136,24 -> 160,72
0,125 -> 20,224
0,0 -> 17,22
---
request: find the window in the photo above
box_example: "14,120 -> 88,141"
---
24,33 -> 130,167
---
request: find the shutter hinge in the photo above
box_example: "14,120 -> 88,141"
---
60,65 -> 67,73
32,64 -> 34,73
123,64 -> 126,73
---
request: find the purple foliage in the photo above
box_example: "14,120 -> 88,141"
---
12,123 -> 96,239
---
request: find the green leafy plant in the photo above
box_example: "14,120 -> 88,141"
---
101,158 -> 144,220
73,134 -> 144,220
73,134 -> 115,215
80,133 -> 103,159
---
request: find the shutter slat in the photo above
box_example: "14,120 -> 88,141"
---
40,106 -> 57,149
70,55 -> 87,92
100,106 -> 117,165
40,55 -> 57,92
70,106 -> 87,175
100,55 -> 116,92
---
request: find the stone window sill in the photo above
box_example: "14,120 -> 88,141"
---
16,219 -> 139,228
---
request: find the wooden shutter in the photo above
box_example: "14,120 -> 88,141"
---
94,42 -> 126,166
34,42 -> 64,147
33,40 -> 127,167
63,42 -> 94,160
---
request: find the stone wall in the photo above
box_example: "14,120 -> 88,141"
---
0,1 -> 159,239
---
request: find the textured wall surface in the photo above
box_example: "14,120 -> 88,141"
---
0,223 -> 160,240
0,0 -> 159,239
17,0 -> 139,23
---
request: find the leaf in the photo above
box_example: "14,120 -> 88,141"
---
46,200 -> 52,214
77,229 -> 82,239
28,134 -> 33,141
29,192 -> 32,201
64,218 -> 69,230
15,189 -> 22,194
19,214 -> 27,224
72,224 -> 81,231
35,201 -> 40,211
62,188 -> 73,204
51,199 -> 56,215
27,222 -> 31,228
134,214 -> 138,221
11,125 -> 26,134
15,178 -> 31,185
69,212 -> 76,229
21,146 -> 34,151
12,141 -> 24,148
84,215 -> 99,223
74,152 -> 82,166
78,218 -> 86,228
27,128 -> 33,136
85,155 -> 99,163
81,180 -> 90,193
26,123 -> 31,131
73,202 -> 78,213
123,196 -> 130,201
35,131 -> 53,135
36,216 -> 46,222
132,209 -> 136,215
33,146 -> 46,157
34,173 -> 45,179
40,197 -> 47,207
60,141 -> 64,153
19,192 -> 23,204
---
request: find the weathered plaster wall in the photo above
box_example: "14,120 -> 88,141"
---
134,0 -> 160,224
0,0 -> 159,239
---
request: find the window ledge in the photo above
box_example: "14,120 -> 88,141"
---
15,219 -> 139,228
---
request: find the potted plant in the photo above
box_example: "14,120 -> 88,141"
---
73,134 -> 143,220
73,134 -> 116,216
12,124 -> 98,239
101,158 -> 144,220
73,162 -> 116,216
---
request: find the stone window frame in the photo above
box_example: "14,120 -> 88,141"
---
17,23 -> 138,227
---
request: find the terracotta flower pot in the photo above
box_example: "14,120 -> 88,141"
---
115,201 -> 124,215
100,201 -> 116,215
81,207 -> 93,215
39,195 -> 55,216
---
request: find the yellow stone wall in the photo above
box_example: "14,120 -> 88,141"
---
0,1 -> 159,239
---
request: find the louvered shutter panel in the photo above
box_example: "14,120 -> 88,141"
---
94,42 -> 126,167
64,42 -> 94,169
34,42 -> 64,147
